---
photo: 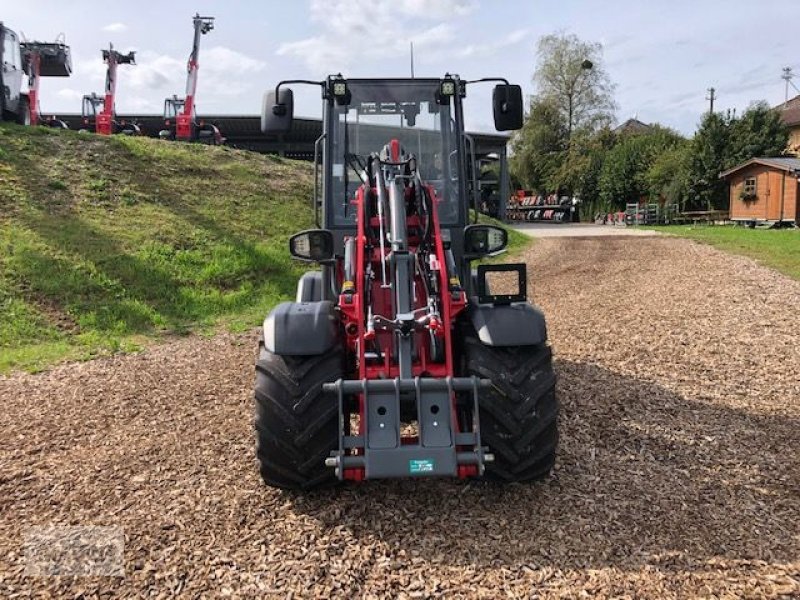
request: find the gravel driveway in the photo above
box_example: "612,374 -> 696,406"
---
1,237 -> 798,598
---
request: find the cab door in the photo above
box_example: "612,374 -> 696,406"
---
2,27 -> 23,114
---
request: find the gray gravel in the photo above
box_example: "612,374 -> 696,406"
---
1,237 -> 798,598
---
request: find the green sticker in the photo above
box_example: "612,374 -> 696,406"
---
409,459 -> 434,474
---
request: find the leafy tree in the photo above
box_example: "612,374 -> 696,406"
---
535,32 -> 617,139
575,127 -> 616,217
511,33 -> 616,198
598,127 -> 685,210
646,142 -> 692,209
688,112 -> 734,210
510,97 -> 567,191
687,104 -> 788,210
728,101 -> 789,164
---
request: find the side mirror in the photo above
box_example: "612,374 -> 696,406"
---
492,84 -> 523,131
262,88 -> 293,134
464,224 -> 508,258
289,229 -> 334,262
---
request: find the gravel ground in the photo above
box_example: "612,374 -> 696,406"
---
1,237 -> 798,598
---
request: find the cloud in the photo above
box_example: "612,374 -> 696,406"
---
456,28 -> 530,59
277,0 -> 477,72
56,88 -> 84,101
102,23 -> 128,33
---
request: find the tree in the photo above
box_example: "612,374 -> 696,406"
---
598,127 -> 685,210
689,112 -> 733,210
728,101 -> 789,164
534,32 -> 617,140
646,142 -> 692,210
687,103 -> 788,210
510,97 -> 567,191
511,33 -> 617,197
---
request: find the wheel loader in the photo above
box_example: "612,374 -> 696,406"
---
255,74 -> 557,490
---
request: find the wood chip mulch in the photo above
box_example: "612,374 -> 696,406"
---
0,236 -> 798,598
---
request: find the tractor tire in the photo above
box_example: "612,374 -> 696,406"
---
462,334 -> 558,483
17,96 -> 30,126
254,341 -> 343,491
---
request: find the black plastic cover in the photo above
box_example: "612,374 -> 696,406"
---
295,271 -> 323,302
468,302 -> 548,347
263,301 -> 338,355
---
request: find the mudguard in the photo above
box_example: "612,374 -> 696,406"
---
263,301 -> 338,355
296,271 -> 323,302
467,301 -> 548,347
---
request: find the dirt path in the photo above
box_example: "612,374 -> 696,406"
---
1,237 -> 798,598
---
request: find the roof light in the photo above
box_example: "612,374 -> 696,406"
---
330,77 -> 351,105
440,79 -> 456,97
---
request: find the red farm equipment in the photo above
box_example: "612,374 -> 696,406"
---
158,14 -> 223,144
254,75 -> 557,490
1,22 -> 71,126
80,44 -> 139,135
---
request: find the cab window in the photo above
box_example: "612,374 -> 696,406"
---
3,31 -> 20,69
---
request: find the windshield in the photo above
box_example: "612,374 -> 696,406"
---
164,98 -> 185,119
327,80 -> 462,227
82,96 -> 102,118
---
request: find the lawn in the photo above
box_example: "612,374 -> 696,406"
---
0,124 -> 529,372
650,225 -> 800,280
0,124 -> 315,372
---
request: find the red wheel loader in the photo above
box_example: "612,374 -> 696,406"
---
255,75 -> 557,490
80,44 -> 139,135
158,14 -> 223,144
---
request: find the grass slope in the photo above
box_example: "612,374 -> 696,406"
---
649,225 -> 800,281
0,124 -> 314,372
0,125 -> 529,372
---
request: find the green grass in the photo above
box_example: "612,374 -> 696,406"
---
648,224 -> 800,280
0,124 -> 530,372
0,123 -> 314,372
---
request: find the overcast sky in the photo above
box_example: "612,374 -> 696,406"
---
5,0 -> 798,134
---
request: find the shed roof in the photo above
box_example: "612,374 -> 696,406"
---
719,157 -> 800,179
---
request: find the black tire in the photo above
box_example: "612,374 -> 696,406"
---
254,341 -> 343,491
17,96 -> 30,126
462,334 -> 558,483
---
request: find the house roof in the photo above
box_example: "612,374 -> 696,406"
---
776,94 -> 800,127
719,156 -> 800,179
613,118 -> 653,134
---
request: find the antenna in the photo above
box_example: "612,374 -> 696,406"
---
410,42 -> 415,78
782,67 -> 799,103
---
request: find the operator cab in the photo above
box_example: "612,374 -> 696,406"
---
80,93 -> 103,130
262,74 -> 522,268
1,24 -> 25,121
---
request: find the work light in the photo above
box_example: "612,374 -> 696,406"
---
440,79 -> 456,96
330,78 -> 350,105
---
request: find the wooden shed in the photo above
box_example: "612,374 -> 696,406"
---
720,157 -> 800,225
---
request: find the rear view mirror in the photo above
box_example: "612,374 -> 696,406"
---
289,229 -> 334,262
492,84 -> 523,131
262,88 -> 294,134
463,224 -> 508,258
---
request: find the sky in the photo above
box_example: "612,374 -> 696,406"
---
4,0 -> 798,135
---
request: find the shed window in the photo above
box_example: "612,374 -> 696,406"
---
743,177 -> 757,197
